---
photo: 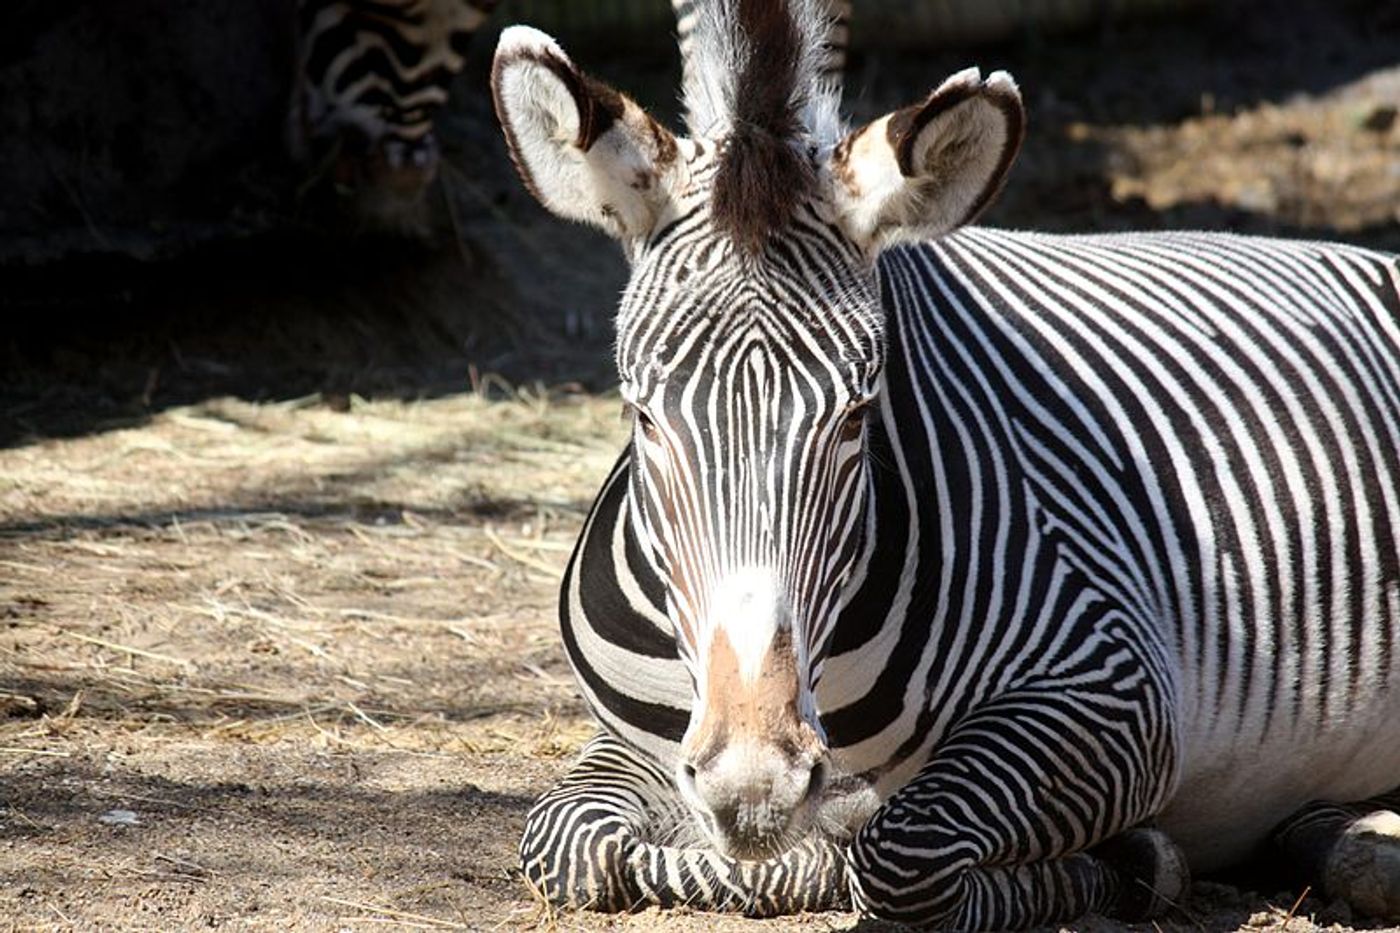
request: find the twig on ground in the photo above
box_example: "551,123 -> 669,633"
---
154,852 -> 214,878
0,559 -> 55,575
57,629 -> 193,668
346,701 -> 388,733
1281,885 -> 1311,930
6,805 -> 45,830
320,896 -> 468,929
483,527 -> 560,577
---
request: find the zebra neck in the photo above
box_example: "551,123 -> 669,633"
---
815,240 -> 1059,770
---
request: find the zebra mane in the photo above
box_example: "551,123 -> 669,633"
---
682,0 -> 844,255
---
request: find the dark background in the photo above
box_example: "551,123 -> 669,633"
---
2,0 -> 1398,446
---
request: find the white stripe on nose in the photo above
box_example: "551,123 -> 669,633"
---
709,567 -> 784,683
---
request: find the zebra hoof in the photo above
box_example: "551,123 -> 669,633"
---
1092,827 -> 1190,921
1325,810 -> 1400,919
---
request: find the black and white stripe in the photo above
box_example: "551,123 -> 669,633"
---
289,0 -> 496,188
534,225 -> 1400,926
521,733 -> 849,914
507,1 -> 1400,927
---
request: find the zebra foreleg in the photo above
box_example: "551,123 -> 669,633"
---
1269,788 -> 1400,919
519,733 -> 849,915
846,691 -> 1184,929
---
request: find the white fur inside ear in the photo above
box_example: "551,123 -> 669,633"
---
493,31 -> 588,219
493,26 -> 677,240
829,65 -> 1024,252
829,115 -> 904,248
904,72 -> 1013,232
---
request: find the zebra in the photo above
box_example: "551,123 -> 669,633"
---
288,0 -> 498,228
491,0 -> 1400,926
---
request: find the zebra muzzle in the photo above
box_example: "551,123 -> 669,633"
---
678,625 -> 829,859
677,739 -> 828,860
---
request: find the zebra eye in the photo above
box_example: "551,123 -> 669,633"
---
631,406 -> 660,441
840,403 -> 870,439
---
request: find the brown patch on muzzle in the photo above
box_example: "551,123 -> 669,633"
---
683,626 -> 824,770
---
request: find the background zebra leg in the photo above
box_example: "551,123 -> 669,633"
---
846,694 -> 1182,929
1269,788 -> 1400,919
519,733 -> 849,915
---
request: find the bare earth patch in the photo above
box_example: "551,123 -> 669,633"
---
1,391 -> 607,930
1096,67 -> 1400,237
0,391 -> 1390,931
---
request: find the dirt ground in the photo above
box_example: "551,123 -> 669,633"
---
0,393 -> 1394,933
3,1 -> 1400,931
0,390 -> 612,930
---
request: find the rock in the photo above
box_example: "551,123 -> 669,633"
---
98,809 -> 141,827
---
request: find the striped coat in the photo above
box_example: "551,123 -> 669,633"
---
492,0 -> 1400,925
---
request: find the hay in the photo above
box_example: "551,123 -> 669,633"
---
0,386 -> 623,766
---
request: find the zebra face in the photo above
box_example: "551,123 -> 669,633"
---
493,13 -> 1024,858
617,235 -> 882,856
289,0 -> 498,224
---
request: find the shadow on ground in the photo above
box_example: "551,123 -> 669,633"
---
0,744 -> 547,927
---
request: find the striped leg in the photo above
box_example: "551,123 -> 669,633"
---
1270,788 -> 1400,919
847,689 -> 1183,929
520,733 -> 849,915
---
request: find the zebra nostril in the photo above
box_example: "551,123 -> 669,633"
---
802,759 -> 827,806
383,139 -> 407,168
678,761 -> 699,798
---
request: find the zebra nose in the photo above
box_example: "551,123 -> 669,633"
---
678,747 -> 827,858
373,136 -> 441,193
383,135 -> 440,170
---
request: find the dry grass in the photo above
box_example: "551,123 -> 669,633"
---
1091,67 -> 1400,235
1,387 -> 1387,931
0,387 -> 617,930
0,388 -> 627,752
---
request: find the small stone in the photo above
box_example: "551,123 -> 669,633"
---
98,808 -> 140,826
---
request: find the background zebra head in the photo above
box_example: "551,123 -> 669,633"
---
290,0 -> 498,227
494,0 -> 1024,858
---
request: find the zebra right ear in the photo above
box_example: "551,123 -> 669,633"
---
492,27 -> 680,242
829,67 -> 1024,252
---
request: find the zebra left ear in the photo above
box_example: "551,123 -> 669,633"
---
492,26 -> 680,242
829,67 -> 1024,252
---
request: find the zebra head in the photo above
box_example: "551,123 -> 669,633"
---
493,0 -> 1023,858
290,0 -> 499,228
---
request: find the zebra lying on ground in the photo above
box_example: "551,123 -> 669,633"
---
289,0 -> 498,229
491,0 -> 1400,926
